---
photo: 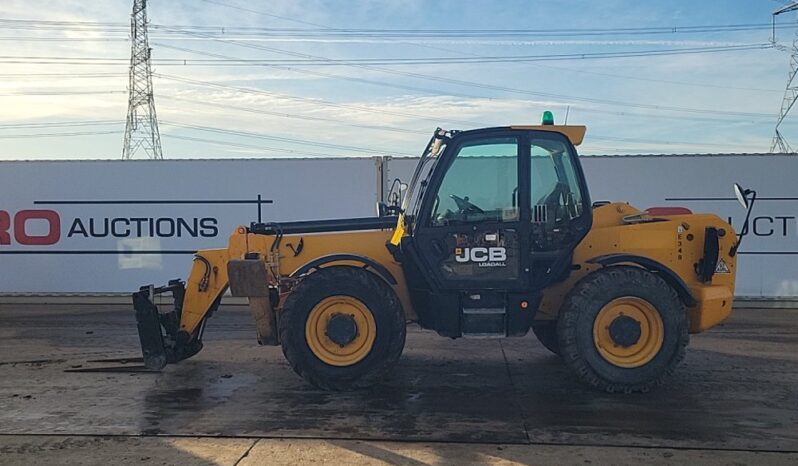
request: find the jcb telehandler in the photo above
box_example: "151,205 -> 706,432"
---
134,114 -> 755,393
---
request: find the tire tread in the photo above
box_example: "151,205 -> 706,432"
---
557,266 -> 689,393
279,266 -> 406,391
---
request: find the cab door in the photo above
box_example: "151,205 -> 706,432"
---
527,132 -> 592,286
413,131 -> 529,291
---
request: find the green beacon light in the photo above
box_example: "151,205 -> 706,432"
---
541,111 -> 554,125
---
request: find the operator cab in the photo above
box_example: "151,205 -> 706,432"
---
395,114 -> 592,338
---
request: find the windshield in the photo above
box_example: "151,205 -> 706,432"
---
401,129 -> 449,225
430,137 -> 518,226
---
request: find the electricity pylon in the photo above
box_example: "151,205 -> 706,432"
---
122,0 -> 163,160
770,1 -> 798,154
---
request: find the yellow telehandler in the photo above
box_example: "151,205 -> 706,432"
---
133,114 -> 755,393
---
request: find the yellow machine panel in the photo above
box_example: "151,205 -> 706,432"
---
537,203 -> 737,333
179,201 -> 736,338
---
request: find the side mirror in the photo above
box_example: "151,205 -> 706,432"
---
730,183 -> 757,257
377,201 -> 401,217
386,178 -> 406,210
734,183 -> 749,210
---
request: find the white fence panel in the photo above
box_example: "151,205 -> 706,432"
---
0,158 -> 379,293
2,154 -> 795,297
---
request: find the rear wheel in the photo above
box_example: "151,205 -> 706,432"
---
531,320 -> 560,355
557,266 -> 688,393
279,266 -> 406,391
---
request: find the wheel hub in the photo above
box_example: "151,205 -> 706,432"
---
592,297 -> 664,368
325,313 -> 358,347
305,296 -> 377,367
608,315 -> 642,348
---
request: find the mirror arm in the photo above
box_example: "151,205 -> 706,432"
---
730,190 -> 756,257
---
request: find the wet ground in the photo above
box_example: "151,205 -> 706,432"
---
1,304 -> 797,464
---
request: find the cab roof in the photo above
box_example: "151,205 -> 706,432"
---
452,125 -> 587,146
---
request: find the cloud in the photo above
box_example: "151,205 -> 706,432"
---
0,0 -> 792,160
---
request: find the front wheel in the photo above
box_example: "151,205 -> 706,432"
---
557,266 -> 689,393
279,266 -> 406,391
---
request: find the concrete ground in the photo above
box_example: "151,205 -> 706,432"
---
1,304 -> 797,465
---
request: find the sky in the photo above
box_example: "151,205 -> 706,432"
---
0,0 -> 796,159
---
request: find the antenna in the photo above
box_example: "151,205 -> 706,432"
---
122,0 -> 163,160
770,1 -> 798,154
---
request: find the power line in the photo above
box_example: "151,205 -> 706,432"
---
0,114 -> 757,154
0,27 -> 780,92
153,73 -> 488,127
0,90 -> 125,96
414,40 -> 784,94
160,121 -> 415,156
0,130 -> 121,138
150,24 -> 789,38
159,0 -> 787,117
162,134 -> 383,158
150,8 -> 782,148
157,86 -> 771,153
158,95 -> 428,135
1,16 -> 793,37
184,43 -> 774,64
0,36 -> 128,42
156,71 -> 775,127
157,91 -> 770,151
0,43 -> 775,66
590,134 -> 767,150
0,72 -> 127,78
0,120 -> 122,129
165,119 -> 770,152
153,23 -> 795,37
160,83 -> 770,126
164,128 -> 766,157
196,0 -> 330,29
0,10 -> 779,151
151,43 -> 776,119
169,1 -> 780,128
153,42 -> 500,100
155,74 -> 774,142
506,62 -> 782,93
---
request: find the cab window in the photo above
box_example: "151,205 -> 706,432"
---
430,137 -> 518,226
530,138 -> 584,222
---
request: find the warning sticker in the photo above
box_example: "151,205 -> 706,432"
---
715,258 -> 731,274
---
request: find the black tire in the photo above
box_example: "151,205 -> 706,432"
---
279,266 -> 406,391
531,320 -> 560,355
557,266 -> 689,393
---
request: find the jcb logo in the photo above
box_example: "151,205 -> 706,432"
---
455,247 -> 506,263
0,210 -> 61,246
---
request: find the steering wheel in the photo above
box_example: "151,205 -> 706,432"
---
449,194 -> 484,214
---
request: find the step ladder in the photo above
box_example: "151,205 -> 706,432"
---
461,292 -> 506,337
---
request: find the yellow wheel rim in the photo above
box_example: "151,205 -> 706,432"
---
593,297 -> 664,368
305,296 -> 377,367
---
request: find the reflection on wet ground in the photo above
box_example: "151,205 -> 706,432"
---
1,305 -> 797,452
